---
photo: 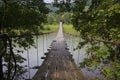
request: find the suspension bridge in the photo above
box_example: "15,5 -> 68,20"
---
32,22 -> 85,80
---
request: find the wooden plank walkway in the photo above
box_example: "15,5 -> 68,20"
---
32,22 -> 85,80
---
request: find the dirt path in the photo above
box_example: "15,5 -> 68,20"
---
32,22 -> 85,80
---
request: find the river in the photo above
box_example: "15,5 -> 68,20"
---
14,33 -> 102,80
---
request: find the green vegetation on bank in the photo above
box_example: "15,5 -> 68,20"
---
8,24 -> 79,35
42,24 -> 79,35
63,24 -> 79,36
40,24 -> 59,33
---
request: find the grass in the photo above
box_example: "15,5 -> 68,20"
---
42,24 -> 79,36
41,24 -> 59,33
11,25 -> 59,35
63,24 -> 79,36
11,24 -> 79,36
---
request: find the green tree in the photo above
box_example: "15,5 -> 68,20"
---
62,12 -> 72,24
0,0 -> 49,79
47,13 -> 55,24
72,0 -> 120,79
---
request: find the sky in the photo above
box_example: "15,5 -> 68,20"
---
44,0 -> 53,3
44,0 -> 75,3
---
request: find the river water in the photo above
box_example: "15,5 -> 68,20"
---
15,33 -> 102,80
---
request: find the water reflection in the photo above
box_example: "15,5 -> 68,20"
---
15,33 -> 57,79
64,33 -> 103,80
15,32 -> 102,80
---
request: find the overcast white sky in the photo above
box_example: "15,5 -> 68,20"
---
44,0 -> 75,3
44,0 -> 53,3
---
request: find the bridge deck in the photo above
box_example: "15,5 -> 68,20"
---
32,22 -> 85,80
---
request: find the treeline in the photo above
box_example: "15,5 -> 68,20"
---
46,1 -> 73,25
47,12 -> 72,24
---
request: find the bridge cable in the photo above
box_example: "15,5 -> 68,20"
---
36,35 -> 39,66
71,35 -> 74,54
43,35 -> 44,55
69,34 -> 71,53
46,34 -> 48,49
27,48 -> 31,79
77,36 -> 81,66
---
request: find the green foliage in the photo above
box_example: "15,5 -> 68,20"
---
53,0 -> 72,13
63,24 -> 79,35
40,24 -> 59,33
47,13 -> 57,24
72,0 -> 120,79
47,12 -> 72,24
101,66 -> 114,79
0,0 -> 49,79
62,12 -> 72,24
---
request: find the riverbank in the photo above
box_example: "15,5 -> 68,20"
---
41,24 -> 59,33
43,24 -> 79,36
63,24 -> 79,36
